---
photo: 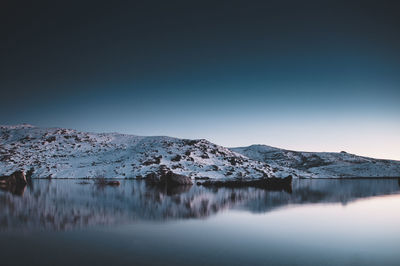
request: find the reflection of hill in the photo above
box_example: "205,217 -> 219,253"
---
0,179 -> 398,232
243,179 -> 400,213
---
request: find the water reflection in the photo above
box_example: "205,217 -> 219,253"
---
0,179 -> 399,231
0,182 -> 27,196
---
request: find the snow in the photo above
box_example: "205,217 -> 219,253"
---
231,145 -> 400,178
1,125 -> 398,179
0,125 -> 274,179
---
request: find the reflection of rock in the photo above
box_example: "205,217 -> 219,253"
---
0,170 -> 28,195
147,183 -> 192,196
200,175 -> 292,193
166,185 -> 192,195
0,181 -> 27,196
95,180 -> 120,186
26,167 -> 34,186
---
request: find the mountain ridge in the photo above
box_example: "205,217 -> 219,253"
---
231,144 -> 400,178
1,125 -> 399,179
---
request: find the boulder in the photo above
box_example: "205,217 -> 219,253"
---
0,170 -> 28,195
171,155 -> 182,162
160,171 -> 192,186
145,166 -> 192,186
0,170 -> 27,186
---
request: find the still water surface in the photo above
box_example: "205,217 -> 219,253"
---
0,179 -> 399,266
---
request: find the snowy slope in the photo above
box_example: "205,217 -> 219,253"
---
231,145 -> 400,178
0,125 -> 274,179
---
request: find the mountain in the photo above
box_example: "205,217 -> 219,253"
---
231,145 -> 400,178
0,125 -> 274,179
1,125 -> 399,179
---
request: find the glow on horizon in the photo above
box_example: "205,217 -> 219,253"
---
108,112 -> 400,161
69,117 -> 400,161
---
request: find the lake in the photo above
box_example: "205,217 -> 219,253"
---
1,179 -> 399,266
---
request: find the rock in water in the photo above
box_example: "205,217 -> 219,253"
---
0,170 -> 27,186
160,171 -> 192,186
146,166 -> 192,186
0,170 -> 28,195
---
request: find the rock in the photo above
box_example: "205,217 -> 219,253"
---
228,157 -> 238,166
26,167 -> 34,184
26,167 -> 34,179
0,170 -> 27,186
0,170 -> 28,195
46,136 -> 56,142
200,154 -> 209,159
145,172 -> 159,183
143,155 -> 162,166
160,171 -> 192,186
184,140 -> 199,146
171,155 -> 182,162
210,165 -> 219,171
145,166 -> 192,186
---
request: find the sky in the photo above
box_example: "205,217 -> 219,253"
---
1,0 -> 400,160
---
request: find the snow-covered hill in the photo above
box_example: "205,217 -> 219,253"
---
231,145 -> 400,178
2,125 -> 399,179
0,125 -> 274,179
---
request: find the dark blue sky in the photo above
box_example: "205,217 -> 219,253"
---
1,0 -> 399,159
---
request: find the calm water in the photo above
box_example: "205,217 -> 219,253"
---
1,179 -> 400,266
